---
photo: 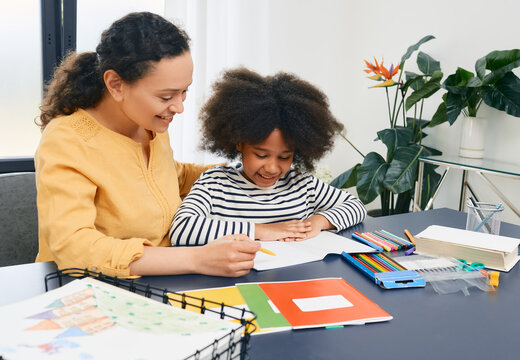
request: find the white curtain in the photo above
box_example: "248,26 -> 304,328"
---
164,0 -> 270,164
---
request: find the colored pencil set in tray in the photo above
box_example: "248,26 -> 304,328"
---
351,230 -> 414,252
342,252 -> 425,289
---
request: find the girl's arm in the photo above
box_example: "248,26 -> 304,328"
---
309,175 -> 367,232
169,180 -> 255,245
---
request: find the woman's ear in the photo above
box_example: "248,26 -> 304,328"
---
103,70 -> 125,102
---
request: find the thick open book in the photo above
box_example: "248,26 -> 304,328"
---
414,225 -> 520,272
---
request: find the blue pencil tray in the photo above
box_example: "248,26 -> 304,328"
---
342,252 -> 425,289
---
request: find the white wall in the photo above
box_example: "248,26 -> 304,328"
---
216,0 -> 520,225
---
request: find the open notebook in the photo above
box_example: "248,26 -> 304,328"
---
254,230 -> 375,270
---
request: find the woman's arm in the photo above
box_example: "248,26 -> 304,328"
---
130,235 -> 260,277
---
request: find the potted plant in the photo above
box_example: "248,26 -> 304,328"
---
430,49 -> 520,158
331,35 -> 445,216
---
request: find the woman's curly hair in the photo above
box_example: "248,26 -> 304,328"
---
199,67 -> 344,172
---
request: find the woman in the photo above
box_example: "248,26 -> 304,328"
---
35,12 -> 259,278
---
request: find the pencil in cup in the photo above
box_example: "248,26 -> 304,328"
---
234,237 -> 276,256
466,202 -> 503,234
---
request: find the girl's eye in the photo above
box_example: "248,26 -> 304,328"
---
255,154 -> 267,159
279,156 -> 292,161
160,97 -> 172,101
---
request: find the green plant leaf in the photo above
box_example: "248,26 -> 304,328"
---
430,100 -> 447,127
422,145 -> 442,156
406,117 -> 430,129
405,70 -> 443,111
377,127 -> 414,161
417,52 -> 441,75
480,49 -> 520,85
445,92 -> 466,124
443,67 -> 474,94
330,164 -> 360,189
356,152 -> 389,204
467,76 -> 482,87
403,72 -> 425,92
481,71 -> 520,117
383,145 -> 424,194
400,35 -> 435,68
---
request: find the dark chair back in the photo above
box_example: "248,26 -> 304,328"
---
0,172 -> 38,266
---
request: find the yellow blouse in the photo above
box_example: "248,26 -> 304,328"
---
35,109 -> 210,277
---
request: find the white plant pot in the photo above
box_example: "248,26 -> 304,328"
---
459,116 -> 487,158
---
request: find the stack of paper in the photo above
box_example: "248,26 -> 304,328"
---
414,225 -> 520,271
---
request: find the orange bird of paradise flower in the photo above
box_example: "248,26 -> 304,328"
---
364,57 -> 399,88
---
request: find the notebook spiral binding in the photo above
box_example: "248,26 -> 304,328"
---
44,268 -> 257,360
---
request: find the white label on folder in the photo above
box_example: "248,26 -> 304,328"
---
267,300 -> 281,313
292,295 -> 353,312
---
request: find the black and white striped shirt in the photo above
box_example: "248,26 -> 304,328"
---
169,164 -> 367,246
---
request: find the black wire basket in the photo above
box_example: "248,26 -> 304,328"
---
44,268 -> 257,360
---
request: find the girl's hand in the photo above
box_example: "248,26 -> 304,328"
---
255,220 -> 312,241
302,215 -> 335,239
194,234 -> 261,277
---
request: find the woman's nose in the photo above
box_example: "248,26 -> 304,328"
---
169,96 -> 184,114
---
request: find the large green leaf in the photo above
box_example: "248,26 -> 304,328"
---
417,51 -> 441,75
330,163 -> 360,189
422,145 -> 442,157
403,71 -> 425,92
445,92 -> 466,124
481,71 -> 520,117
406,117 -> 430,129
443,67 -> 474,94
377,127 -> 413,161
356,152 -> 389,204
430,99 -> 447,127
400,35 -> 435,68
405,70 -> 443,110
477,49 -> 520,85
383,145 -> 424,194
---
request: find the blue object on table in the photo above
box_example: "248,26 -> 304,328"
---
473,203 -> 502,232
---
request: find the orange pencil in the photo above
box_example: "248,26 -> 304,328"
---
403,229 -> 416,245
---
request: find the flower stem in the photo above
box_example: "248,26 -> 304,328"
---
385,87 -> 392,127
390,63 -> 405,128
338,132 -> 365,159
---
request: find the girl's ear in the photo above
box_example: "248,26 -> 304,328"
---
103,70 -> 125,102
236,143 -> 243,152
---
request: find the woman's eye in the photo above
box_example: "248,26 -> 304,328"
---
161,97 -> 173,101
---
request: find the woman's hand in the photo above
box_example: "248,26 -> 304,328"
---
255,220 -> 312,241
193,234 -> 261,277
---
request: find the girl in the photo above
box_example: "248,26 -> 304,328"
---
170,68 -> 366,246
36,13 -> 260,278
